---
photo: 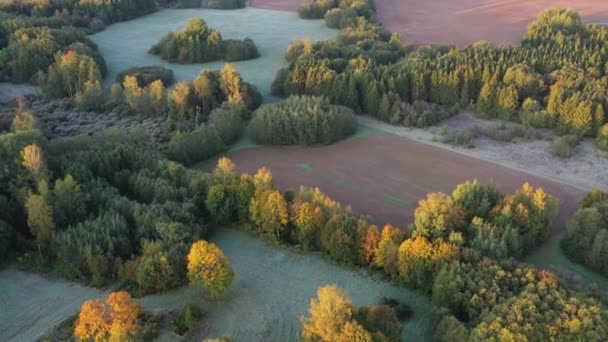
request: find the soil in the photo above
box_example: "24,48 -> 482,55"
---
374,0 -> 608,46
200,128 -> 585,233
361,114 -> 608,192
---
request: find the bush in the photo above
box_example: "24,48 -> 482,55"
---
116,66 -> 174,87
299,0 -> 335,19
551,134 -> 580,158
222,38 -> 259,62
324,8 -> 358,29
596,124 -> 608,151
249,95 -> 357,145
172,304 -> 204,335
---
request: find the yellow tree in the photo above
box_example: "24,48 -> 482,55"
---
301,285 -> 354,341
170,81 -> 192,119
21,143 -> 46,182
374,224 -> 405,277
337,321 -> 373,342
74,291 -> 140,341
107,291 -> 141,340
74,299 -> 110,340
219,64 -> 243,105
187,240 -> 234,297
148,80 -> 166,115
25,193 -> 54,255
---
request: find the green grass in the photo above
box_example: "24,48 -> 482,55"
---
525,232 -> 608,290
91,8 -> 337,98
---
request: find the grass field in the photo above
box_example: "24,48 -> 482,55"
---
0,229 -> 433,341
90,8 -> 336,97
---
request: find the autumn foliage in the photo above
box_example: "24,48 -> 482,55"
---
187,240 -> 234,296
74,291 -> 140,341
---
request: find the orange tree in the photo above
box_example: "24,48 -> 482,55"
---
187,240 -> 234,297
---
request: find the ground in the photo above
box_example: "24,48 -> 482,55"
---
0,83 -> 39,104
201,125 -> 585,233
0,268 -> 105,341
0,229 -> 433,341
90,8 -> 336,97
249,0 -> 608,46
361,114 -> 608,192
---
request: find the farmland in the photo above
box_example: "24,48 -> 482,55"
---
202,131 -> 585,232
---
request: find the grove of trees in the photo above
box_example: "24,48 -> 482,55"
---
149,18 -> 258,64
562,189 -> 608,277
249,95 -> 357,145
285,7 -> 608,151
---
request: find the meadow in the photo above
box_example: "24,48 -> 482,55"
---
90,8 -> 336,97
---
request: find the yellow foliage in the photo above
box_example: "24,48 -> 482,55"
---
301,285 -> 354,341
21,143 -> 46,181
187,240 -> 234,296
74,291 -> 140,341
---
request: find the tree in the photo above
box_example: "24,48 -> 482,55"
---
74,291 -> 140,341
206,184 -> 236,224
170,81 -> 191,118
398,236 -> 459,291
25,194 -> 54,255
219,64 -> 244,105
48,175 -> 87,229
11,111 -> 39,131
21,143 -> 46,182
249,190 -> 289,240
301,285 -> 354,341
360,225 -> 380,266
293,201 -> 324,250
413,192 -> 465,240
187,240 -> 234,296
374,224 -> 404,277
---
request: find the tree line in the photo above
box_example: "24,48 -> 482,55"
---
201,157 -> 607,341
288,7 -> 608,150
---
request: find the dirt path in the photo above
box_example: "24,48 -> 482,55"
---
375,0 -> 608,46
201,129 -> 585,233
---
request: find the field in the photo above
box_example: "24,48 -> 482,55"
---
0,229 -> 433,341
374,0 -> 608,46
0,268 -> 105,341
90,8 -> 336,96
202,129 -> 584,232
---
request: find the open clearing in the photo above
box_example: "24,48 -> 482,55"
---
0,83 -> 39,103
0,230 -> 432,341
202,130 -> 585,232
374,0 -> 608,46
0,268 -> 105,341
90,8 -> 336,97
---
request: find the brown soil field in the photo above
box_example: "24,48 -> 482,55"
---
201,133 -> 584,233
375,0 -> 608,46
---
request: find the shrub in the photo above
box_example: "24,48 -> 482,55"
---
116,66 -> 174,87
596,123 -> 608,151
299,0 -> 335,19
172,304 -> 203,335
324,8 -> 358,29
222,38 -> 259,62
551,134 -> 580,158
249,95 -> 357,145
